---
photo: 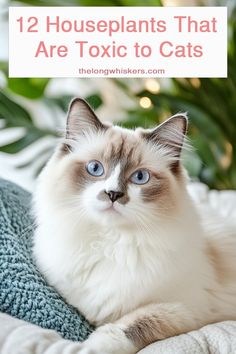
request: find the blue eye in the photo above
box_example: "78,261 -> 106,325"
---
86,160 -> 104,177
130,170 -> 150,185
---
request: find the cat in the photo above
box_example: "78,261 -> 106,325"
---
33,98 -> 236,354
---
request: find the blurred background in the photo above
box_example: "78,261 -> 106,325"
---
0,0 -> 235,191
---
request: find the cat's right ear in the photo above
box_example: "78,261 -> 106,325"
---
62,98 -> 106,152
66,98 -> 105,139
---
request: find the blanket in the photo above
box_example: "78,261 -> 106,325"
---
0,178 -> 93,341
1,312 -> 236,353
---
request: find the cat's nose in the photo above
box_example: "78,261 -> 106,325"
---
106,190 -> 124,203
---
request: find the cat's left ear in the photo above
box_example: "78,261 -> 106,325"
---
142,114 -> 188,159
65,98 -> 106,140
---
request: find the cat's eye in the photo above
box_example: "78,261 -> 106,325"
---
86,160 -> 104,177
130,170 -> 150,185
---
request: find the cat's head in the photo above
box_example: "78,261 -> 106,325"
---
39,98 -> 188,229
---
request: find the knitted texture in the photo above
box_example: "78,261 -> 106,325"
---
0,178 -> 93,341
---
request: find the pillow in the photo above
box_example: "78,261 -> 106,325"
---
0,178 -> 93,341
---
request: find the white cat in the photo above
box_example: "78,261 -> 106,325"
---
33,98 -> 236,354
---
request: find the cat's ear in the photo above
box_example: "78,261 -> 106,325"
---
65,98 -> 105,140
143,114 -> 188,167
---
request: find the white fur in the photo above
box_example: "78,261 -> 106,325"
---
104,164 -> 121,192
75,324 -> 137,354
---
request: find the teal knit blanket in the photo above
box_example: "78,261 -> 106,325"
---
0,178 -> 93,341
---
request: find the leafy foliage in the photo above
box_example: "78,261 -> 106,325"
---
135,78 -> 236,189
7,79 -> 50,99
0,0 -> 235,189
14,0 -> 162,5
0,89 -> 103,175
0,91 -> 57,154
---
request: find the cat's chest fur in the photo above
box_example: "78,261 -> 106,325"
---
34,221 -> 203,325
36,227 -> 155,324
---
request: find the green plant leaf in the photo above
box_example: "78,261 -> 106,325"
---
7,78 -> 50,99
0,91 -> 33,127
45,95 -> 74,113
0,129 -> 46,154
45,93 -> 103,113
9,0 -> 80,5
120,0 -> 162,5
85,94 -> 103,110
